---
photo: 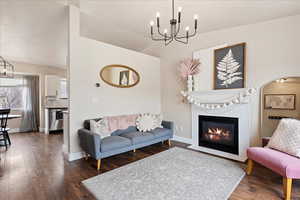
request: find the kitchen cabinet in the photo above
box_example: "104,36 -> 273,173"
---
45,75 -> 60,97
45,75 -> 68,98
59,78 -> 68,99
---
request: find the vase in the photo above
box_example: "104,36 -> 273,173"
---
187,75 -> 193,92
193,75 -> 199,91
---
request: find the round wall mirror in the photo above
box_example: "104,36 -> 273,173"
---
100,65 -> 140,88
261,77 -> 300,137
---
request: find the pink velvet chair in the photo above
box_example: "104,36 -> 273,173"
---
247,147 -> 300,200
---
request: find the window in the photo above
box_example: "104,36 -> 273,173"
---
0,77 -> 26,110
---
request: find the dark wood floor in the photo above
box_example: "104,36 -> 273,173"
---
0,133 -> 299,200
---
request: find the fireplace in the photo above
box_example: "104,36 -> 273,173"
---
198,115 -> 239,155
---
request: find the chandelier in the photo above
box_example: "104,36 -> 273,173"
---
149,0 -> 198,46
0,56 -> 14,78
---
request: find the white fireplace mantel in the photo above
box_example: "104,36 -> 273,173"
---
182,88 -> 256,110
188,89 -> 252,162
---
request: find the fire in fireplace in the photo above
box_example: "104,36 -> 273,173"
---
198,115 -> 239,155
205,128 -> 232,142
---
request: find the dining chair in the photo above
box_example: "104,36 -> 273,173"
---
0,109 -> 11,150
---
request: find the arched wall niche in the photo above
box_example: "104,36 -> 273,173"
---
260,77 -> 300,138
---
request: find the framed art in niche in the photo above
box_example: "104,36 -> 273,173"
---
264,94 -> 296,110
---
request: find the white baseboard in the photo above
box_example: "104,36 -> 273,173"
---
8,128 -> 20,133
62,144 -> 68,154
172,135 -> 193,144
68,151 -> 84,162
39,127 -> 45,133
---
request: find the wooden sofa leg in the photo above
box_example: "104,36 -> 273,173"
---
168,139 -> 171,147
97,160 -> 101,171
246,159 -> 254,175
283,177 -> 292,200
85,153 -> 89,160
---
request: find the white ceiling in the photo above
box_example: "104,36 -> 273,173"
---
0,1 -> 68,68
80,0 -> 300,52
1,0 -> 300,68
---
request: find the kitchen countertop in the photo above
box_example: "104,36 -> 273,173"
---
45,106 -> 68,109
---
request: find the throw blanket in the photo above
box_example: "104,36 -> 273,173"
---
105,114 -> 138,133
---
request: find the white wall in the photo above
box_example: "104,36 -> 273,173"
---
68,6 -> 161,154
144,14 -> 300,146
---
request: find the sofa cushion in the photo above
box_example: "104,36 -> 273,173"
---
111,126 -> 138,136
101,136 -> 131,152
120,131 -> 154,145
247,147 -> 300,179
149,128 -> 172,139
84,118 -> 102,130
90,118 -> 110,138
136,113 -> 162,132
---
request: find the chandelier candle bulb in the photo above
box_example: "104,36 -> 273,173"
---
194,15 -> 198,29
164,29 -> 168,40
156,12 -> 160,27
156,12 -> 160,18
150,21 -> 154,35
185,26 -> 189,38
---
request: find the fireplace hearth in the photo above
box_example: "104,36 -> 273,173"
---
198,115 -> 239,155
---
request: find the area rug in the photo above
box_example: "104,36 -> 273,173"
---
82,147 -> 245,200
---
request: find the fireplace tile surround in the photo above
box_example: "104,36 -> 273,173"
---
189,89 -> 251,162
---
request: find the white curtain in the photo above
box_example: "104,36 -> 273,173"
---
20,76 -> 39,132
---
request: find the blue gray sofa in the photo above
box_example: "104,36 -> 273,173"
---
78,118 -> 174,170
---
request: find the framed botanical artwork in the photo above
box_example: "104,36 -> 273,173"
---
214,43 -> 246,89
119,70 -> 130,86
264,94 -> 296,110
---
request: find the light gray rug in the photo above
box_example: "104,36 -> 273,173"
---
82,147 -> 245,200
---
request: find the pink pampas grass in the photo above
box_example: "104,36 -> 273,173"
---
179,58 -> 201,79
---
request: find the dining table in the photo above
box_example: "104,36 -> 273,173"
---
0,114 -> 22,119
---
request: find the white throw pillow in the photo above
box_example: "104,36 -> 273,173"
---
90,118 -> 110,138
136,113 -> 163,132
267,118 -> 300,158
